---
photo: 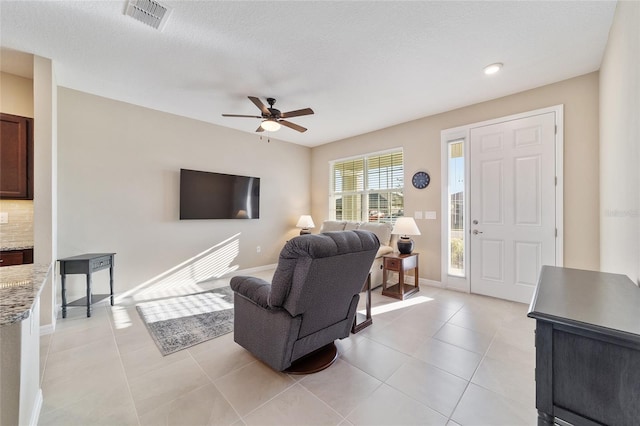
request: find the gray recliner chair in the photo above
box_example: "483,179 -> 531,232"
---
230,230 -> 380,372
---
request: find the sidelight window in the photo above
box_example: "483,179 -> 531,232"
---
448,140 -> 465,276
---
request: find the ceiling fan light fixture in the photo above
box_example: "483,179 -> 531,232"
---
484,62 -> 503,75
261,119 -> 281,132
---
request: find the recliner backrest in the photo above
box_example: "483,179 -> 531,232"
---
268,230 -> 380,337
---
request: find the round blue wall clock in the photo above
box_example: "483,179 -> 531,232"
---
412,171 -> 430,189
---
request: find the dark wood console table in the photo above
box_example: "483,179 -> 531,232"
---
528,266 -> 640,425
59,253 -> 115,318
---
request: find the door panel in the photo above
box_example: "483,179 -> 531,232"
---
481,160 -> 504,225
470,112 -> 556,303
514,156 -> 541,225
515,241 -> 541,286
481,240 -> 504,281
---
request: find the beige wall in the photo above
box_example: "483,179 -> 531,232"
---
0,71 -> 33,117
58,88 -> 311,301
599,1 -> 640,284
311,73 -> 600,282
33,56 -> 58,329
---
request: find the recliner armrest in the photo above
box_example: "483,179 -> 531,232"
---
230,276 -> 271,308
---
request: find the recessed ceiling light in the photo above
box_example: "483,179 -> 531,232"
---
484,63 -> 503,75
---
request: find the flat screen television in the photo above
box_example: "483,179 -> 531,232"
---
180,169 -> 260,220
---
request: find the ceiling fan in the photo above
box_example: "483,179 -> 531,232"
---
222,96 -> 314,133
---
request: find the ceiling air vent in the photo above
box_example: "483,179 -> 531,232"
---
125,0 -> 172,31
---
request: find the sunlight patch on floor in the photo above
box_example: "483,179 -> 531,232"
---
111,305 -> 133,330
363,295 -> 434,316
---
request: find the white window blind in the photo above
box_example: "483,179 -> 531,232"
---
330,150 -> 404,223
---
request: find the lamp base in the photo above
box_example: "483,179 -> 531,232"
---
397,237 -> 414,254
299,228 -> 311,235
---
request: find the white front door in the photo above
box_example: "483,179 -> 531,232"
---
469,112 -> 557,303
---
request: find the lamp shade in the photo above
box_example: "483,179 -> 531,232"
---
261,119 -> 281,132
391,217 -> 421,236
296,215 -> 315,229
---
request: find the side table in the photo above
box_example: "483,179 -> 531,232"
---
382,253 -> 419,300
59,253 -> 115,318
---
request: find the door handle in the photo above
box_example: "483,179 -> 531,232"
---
472,229 -> 483,235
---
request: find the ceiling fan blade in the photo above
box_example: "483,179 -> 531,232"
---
222,114 -> 262,118
280,120 -> 307,133
280,108 -> 314,119
255,125 -> 264,133
248,96 -> 270,116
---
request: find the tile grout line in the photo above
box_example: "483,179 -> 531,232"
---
445,331 -> 496,424
106,304 -> 144,426
187,347 -> 246,424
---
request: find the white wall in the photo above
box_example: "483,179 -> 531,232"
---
311,73 -> 600,282
33,56 -> 58,328
599,0 -> 640,284
58,88 -> 310,301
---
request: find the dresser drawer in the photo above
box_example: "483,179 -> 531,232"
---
384,257 -> 401,271
90,256 -> 112,271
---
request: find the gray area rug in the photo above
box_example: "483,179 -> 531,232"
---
136,286 -> 234,355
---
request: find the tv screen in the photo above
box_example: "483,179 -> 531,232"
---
180,169 -> 260,220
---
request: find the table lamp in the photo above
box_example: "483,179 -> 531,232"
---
392,217 -> 421,254
296,215 -> 315,235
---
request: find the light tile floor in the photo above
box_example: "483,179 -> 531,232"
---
39,269 -> 538,425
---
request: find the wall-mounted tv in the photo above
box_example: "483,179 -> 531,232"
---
180,169 -> 260,220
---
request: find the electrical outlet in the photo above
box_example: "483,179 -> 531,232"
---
256,246 -> 261,253
0,212 -> 8,224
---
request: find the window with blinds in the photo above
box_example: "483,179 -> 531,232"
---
330,150 -> 404,223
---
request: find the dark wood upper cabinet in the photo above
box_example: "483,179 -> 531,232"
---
0,113 -> 33,200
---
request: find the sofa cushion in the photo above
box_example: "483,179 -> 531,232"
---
344,222 -> 359,231
320,220 -> 347,232
376,245 -> 394,258
358,222 -> 393,247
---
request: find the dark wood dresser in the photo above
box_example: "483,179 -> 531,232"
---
528,266 -> 640,425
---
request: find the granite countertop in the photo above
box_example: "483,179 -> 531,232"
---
0,244 -> 34,251
0,263 -> 51,326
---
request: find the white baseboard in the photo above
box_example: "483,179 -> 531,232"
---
28,389 -> 42,426
398,273 -> 442,289
40,323 -> 55,336
226,263 -> 277,277
419,278 -> 443,288
40,305 -> 58,335
443,281 -> 470,293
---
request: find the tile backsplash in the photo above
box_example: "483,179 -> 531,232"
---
0,200 -> 34,248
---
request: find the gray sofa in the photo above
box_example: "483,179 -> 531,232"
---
320,220 -> 395,287
230,230 -> 380,371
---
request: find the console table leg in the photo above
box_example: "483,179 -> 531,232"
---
86,273 -> 92,318
109,263 -> 114,306
61,274 -> 67,318
537,410 -> 554,426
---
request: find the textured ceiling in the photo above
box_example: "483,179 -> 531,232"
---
0,1 -> 616,147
